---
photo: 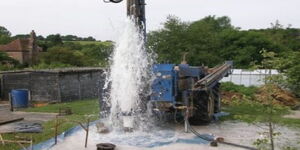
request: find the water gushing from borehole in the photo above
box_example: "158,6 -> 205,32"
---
102,17 -> 154,130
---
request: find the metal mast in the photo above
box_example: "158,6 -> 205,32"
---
104,0 -> 146,39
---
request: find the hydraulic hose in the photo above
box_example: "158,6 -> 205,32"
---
103,0 -> 123,3
186,118 -> 258,150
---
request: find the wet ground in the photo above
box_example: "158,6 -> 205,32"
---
49,121 -> 300,150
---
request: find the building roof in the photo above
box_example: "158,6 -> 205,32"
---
0,39 -> 31,52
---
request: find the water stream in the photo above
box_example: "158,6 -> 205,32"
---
102,17 -> 154,130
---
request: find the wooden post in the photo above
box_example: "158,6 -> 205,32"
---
78,73 -> 82,100
30,135 -> 33,150
0,75 -> 4,101
54,116 -> 58,145
57,74 -> 62,102
0,134 -> 4,145
28,90 -> 31,104
9,93 -> 13,112
84,119 -> 90,148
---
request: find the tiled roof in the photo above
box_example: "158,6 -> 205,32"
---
0,39 -> 30,52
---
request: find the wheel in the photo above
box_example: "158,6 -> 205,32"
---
189,90 -> 214,125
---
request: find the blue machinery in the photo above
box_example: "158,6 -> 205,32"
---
150,62 -> 233,129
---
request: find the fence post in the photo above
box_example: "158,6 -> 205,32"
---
85,118 -> 90,148
54,116 -> 58,145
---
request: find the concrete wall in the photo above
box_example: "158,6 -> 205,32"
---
1,72 -> 30,100
0,69 -> 105,102
30,72 -> 60,102
59,71 -> 103,102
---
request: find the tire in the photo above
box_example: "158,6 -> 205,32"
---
189,90 -> 214,125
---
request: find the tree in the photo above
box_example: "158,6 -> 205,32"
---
40,46 -> 90,67
13,34 -> 30,39
46,34 -> 63,47
81,43 -> 113,66
147,16 -> 295,68
275,51 -> 300,96
147,15 -> 189,64
251,50 -> 283,150
0,26 -> 12,44
61,35 -> 78,41
0,26 -> 11,36
83,36 -> 96,41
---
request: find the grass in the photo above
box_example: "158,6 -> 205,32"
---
1,99 -> 99,150
221,82 -> 258,97
221,100 -> 300,128
25,99 -> 100,115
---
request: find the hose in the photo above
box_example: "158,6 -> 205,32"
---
185,118 -> 258,150
103,0 -> 123,3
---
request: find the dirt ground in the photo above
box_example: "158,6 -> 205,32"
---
49,121 -> 300,150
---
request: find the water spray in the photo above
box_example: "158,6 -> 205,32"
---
102,0 -> 149,131
103,0 -> 146,39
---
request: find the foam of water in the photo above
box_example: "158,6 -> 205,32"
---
102,17 -> 154,130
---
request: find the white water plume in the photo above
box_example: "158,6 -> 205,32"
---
103,18 -> 154,130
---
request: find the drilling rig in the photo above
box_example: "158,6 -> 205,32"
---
102,0 -> 233,131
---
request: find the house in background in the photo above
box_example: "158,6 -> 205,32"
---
0,30 -> 43,65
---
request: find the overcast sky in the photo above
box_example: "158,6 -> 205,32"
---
0,0 -> 299,40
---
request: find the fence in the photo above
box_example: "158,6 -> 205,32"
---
221,69 -> 279,87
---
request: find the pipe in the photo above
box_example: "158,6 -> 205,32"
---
103,0 -> 146,39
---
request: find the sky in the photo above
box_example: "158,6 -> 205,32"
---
0,0 -> 299,41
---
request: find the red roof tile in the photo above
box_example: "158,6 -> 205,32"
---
0,39 -> 30,52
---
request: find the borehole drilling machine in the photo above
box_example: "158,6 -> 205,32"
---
102,0 -> 233,132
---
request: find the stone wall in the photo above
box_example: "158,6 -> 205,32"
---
0,68 -> 105,102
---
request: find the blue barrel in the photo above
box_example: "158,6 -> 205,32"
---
11,89 -> 29,108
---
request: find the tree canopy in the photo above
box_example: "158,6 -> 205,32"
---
147,16 -> 300,68
0,26 -> 12,45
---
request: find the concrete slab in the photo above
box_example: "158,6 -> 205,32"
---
0,103 -> 57,133
0,117 -> 24,125
49,121 -> 300,150
283,110 -> 300,119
